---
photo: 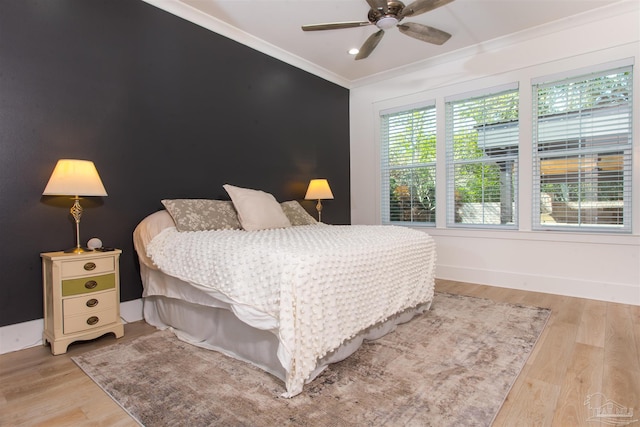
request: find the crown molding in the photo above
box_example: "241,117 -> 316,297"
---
350,0 -> 639,88
142,0 -> 637,90
141,0 -> 351,88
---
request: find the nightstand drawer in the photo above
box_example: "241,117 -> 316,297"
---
61,257 -> 115,278
63,290 -> 116,316
63,307 -> 118,335
62,273 -> 115,296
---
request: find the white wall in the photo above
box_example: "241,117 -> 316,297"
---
350,3 -> 640,305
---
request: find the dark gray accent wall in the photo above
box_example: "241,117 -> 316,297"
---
0,0 -> 350,327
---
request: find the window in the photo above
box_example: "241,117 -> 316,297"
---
445,85 -> 519,227
532,66 -> 633,232
380,103 -> 436,225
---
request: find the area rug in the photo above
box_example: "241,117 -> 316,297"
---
72,293 -> 550,426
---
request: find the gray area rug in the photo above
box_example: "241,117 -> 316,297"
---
73,293 -> 550,426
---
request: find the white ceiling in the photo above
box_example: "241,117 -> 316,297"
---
145,0 -> 627,87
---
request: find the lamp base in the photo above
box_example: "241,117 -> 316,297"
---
315,199 -> 323,223
64,246 -> 92,254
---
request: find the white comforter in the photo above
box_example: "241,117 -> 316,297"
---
146,224 -> 436,397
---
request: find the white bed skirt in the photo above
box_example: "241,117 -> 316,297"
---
143,294 -> 432,389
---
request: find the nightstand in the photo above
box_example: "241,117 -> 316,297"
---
41,250 -> 124,355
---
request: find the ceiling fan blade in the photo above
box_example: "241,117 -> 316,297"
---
355,29 -> 385,60
302,21 -> 371,31
397,22 -> 451,45
366,0 -> 388,13
400,0 -> 454,18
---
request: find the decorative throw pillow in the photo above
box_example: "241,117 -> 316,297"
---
223,184 -> 291,231
280,201 -> 318,226
161,199 -> 242,232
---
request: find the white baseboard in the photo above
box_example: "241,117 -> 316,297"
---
120,298 -> 144,323
0,298 -> 144,355
3,270 -> 638,355
436,265 -> 640,306
0,318 -> 44,355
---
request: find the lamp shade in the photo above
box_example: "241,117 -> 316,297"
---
43,159 -> 107,197
304,179 -> 334,200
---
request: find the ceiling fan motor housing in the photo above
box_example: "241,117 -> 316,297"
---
368,1 -> 406,27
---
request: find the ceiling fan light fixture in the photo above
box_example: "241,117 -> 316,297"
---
376,16 -> 398,30
348,48 -> 360,55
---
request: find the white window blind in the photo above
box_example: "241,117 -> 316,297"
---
445,86 -> 519,227
380,103 -> 436,225
532,66 -> 633,232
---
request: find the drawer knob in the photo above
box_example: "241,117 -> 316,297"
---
84,280 -> 98,290
84,262 -> 97,271
86,298 -> 99,308
87,316 -> 99,326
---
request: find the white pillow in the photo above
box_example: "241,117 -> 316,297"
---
223,184 -> 291,231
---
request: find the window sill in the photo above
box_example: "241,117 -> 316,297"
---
410,226 -> 639,246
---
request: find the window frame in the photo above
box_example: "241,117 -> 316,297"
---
531,65 -> 633,233
380,101 -> 437,226
445,83 -> 520,229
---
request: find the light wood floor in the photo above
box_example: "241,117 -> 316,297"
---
1,280 -> 638,426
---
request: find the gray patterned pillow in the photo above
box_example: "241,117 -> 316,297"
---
161,199 -> 242,232
280,201 -> 318,226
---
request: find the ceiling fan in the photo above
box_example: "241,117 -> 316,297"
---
301,0 -> 453,60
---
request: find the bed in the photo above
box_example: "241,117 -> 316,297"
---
133,185 -> 437,397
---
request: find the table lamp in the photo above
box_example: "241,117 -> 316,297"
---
43,159 -> 108,253
304,179 -> 333,222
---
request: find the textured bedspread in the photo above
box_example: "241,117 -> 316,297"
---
146,224 -> 436,397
